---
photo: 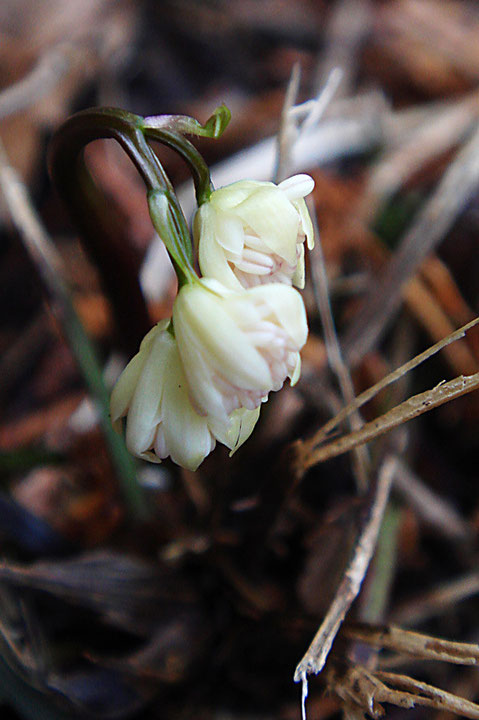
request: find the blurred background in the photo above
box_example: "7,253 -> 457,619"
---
2,1 -> 479,719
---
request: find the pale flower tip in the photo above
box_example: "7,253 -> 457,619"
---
278,174 -> 315,200
289,354 -> 302,387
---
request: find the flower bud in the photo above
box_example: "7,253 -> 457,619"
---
110,321 -> 259,470
172,279 -> 308,423
194,174 -> 314,291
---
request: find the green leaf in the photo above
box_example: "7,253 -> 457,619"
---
143,103 -> 231,139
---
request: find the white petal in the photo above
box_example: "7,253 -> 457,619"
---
289,353 -> 301,386
195,205 -> 244,291
109,320 -> 169,424
214,212 -> 245,256
110,351 -> 148,423
293,197 -> 315,250
234,187 -> 299,266
125,331 -> 172,456
210,180 -> 271,211
278,174 -> 315,201
292,244 -> 305,289
161,344 -> 215,471
246,284 -> 308,349
172,303 -> 236,421
227,407 -> 261,454
174,284 -> 273,392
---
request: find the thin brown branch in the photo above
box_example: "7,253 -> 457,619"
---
363,91 -> 479,215
298,371 -> 479,473
375,671 -> 479,719
293,456 -> 395,684
297,316 -> 479,468
314,0 -> 372,97
334,664 -> 479,719
344,623 -> 479,666
274,62 -> 301,183
309,203 -> 369,492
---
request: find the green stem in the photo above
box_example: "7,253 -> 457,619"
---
48,107 -> 198,326
359,503 -> 402,624
144,127 -> 212,205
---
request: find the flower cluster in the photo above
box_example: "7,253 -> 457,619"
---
111,174 -> 314,470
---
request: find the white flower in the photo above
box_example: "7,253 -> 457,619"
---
172,278 -> 308,423
110,321 -> 259,470
194,174 -> 314,291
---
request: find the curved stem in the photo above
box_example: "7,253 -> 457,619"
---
144,127 -> 212,205
48,107 -> 198,350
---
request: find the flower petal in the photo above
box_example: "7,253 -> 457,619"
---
195,205 -> 244,291
278,174 -> 315,201
110,351 -> 148,424
210,180 -> 271,211
174,283 -> 273,392
293,197 -> 315,250
234,187 -> 299,266
125,330 -> 171,457
245,283 -> 308,349
292,244 -> 305,289
161,343 -> 215,471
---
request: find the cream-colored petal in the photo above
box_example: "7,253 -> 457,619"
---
110,351 -> 148,423
210,180 -> 271,211
174,284 -> 273,391
294,197 -> 315,250
197,227 -> 244,293
125,331 -> 171,457
246,284 -> 308,349
172,304 -> 236,420
161,344 -> 215,471
292,244 -> 305,289
110,320 -> 169,424
214,212 -> 245,256
278,174 -> 315,201
234,187 -> 299,266
289,353 -> 301,386
227,407 -> 261,454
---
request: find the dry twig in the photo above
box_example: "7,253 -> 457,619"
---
296,316 -> 479,474
344,623 -> 479,666
331,664 -> 479,719
298,372 -> 479,471
294,456 -> 396,687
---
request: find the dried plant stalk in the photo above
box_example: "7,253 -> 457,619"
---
298,371 -> 479,473
294,457 -> 396,685
332,665 -> 479,719
297,316 -> 479,475
344,623 -> 479,666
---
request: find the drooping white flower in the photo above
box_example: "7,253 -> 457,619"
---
172,278 -> 308,423
194,174 -> 314,291
110,321 -> 260,470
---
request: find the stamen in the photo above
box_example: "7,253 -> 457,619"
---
242,248 -> 274,268
235,260 -> 272,275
